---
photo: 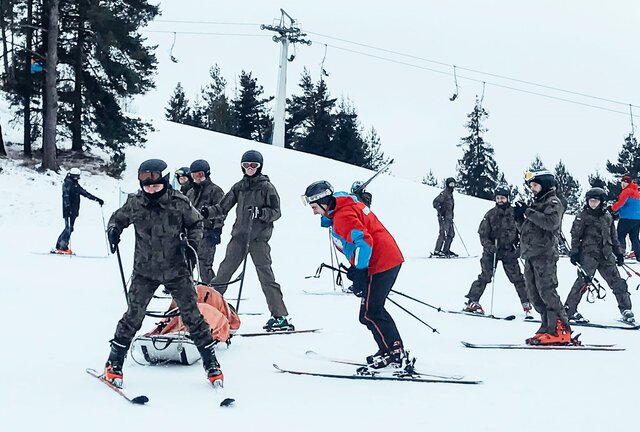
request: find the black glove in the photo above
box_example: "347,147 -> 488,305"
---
495,249 -> 505,260
615,253 -> 625,266
107,227 -> 121,253
96,198 -> 104,206
211,227 -> 222,245
606,206 -> 620,221
513,201 -> 528,222
200,206 -> 209,219
347,266 -> 369,298
569,252 -> 580,266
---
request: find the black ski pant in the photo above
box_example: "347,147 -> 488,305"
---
359,264 -> 403,353
434,216 -> 455,253
55,214 -> 77,250
564,253 -> 631,316
523,255 -> 570,335
113,272 -> 215,352
617,218 -> 640,260
465,250 -> 528,304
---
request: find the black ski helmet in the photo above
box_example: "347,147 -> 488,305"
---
175,166 -> 190,178
241,150 -> 264,174
494,185 -> 511,200
190,159 -> 211,177
445,177 -> 456,188
303,180 -> 334,207
525,169 -> 556,195
585,187 -> 607,203
138,159 -> 168,187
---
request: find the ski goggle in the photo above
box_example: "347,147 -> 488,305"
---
300,189 -> 332,206
138,171 -> 162,182
175,169 -> 188,178
241,162 -> 261,169
524,171 -> 536,183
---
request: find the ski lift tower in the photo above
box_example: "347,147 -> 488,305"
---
261,9 -> 311,148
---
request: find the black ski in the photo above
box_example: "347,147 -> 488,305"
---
304,350 -> 465,380
86,368 -> 149,404
445,310 -> 517,321
303,290 -> 351,296
273,364 -> 481,385
526,318 -> 640,330
460,341 -> 623,351
235,328 -> 321,337
420,254 -> 478,260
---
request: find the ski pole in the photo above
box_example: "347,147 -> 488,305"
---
389,289 -> 443,312
387,297 -> 439,334
328,229 -> 337,292
489,239 -> 498,316
236,207 -> 258,313
452,221 -> 471,256
115,245 -> 129,306
559,231 -> 606,301
352,158 -> 394,194
100,206 -> 110,256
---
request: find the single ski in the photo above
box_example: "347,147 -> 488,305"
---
273,364 -> 481,385
460,341 -> 624,351
31,251 -> 109,259
86,368 -> 149,404
304,350 -> 465,380
445,309 -> 516,321
303,290 -> 351,296
420,254 -> 478,260
526,318 -> 640,330
235,328 -> 321,337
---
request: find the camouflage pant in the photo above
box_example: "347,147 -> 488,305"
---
197,230 -> 218,284
113,272 -> 214,349
523,256 -> 570,334
565,253 -> 631,316
212,235 -> 288,317
435,217 -> 455,252
466,250 -> 528,304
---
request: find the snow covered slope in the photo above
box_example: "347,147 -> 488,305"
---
1,120 -> 637,431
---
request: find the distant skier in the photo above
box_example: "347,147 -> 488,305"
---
54,168 -> 103,254
303,180 -> 408,370
515,170 -> 571,345
464,186 -> 531,316
432,177 -> 458,257
564,187 -> 634,324
611,175 -> 640,261
104,159 -> 222,388
186,159 -> 224,284
174,166 -> 193,195
350,181 -> 373,207
201,150 -> 292,332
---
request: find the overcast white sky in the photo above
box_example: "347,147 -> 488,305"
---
135,0 -> 640,188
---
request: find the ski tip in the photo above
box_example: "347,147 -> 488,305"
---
273,363 -> 284,372
304,350 -> 318,356
220,397 -> 236,407
504,315 -> 517,321
131,396 -> 149,405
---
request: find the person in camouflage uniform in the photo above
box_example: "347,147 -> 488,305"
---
202,150 -> 291,331
432,177 -> 458,257
515,170 -> 571,345
174,166 -> 194,195
464,186 -> 531,315
103,159 -> 223,388
564,187 -> 634,324
187,159 -> 225,284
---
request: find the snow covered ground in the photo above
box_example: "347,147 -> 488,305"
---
2,120 -> 638,431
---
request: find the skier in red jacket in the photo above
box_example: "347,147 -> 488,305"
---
611,175 -> 640,261
303,180 -> 407,370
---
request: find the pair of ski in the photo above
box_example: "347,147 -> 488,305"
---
31,250 -> 109,259
274,351 -> 482,385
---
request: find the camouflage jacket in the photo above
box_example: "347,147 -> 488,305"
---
433,188 -> 454,219
518,189 -> 564,260
570,206 -> 622,259
205,173 -> 281,241
478,205 -> 520,251
186,178 -> 224,231
108,188 -> 203,282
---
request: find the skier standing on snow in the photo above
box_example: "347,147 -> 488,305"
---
303,180 -> 408,370
54,167 -> 104,254
175,166 -> 193,195
515,170 -> 571,345
432,177 -> 458,257
104,159 -> 223,388
186,159 -> 224,284
564,187 -> 634,324
610,175 -> 640,261
464,186 -> 531,316
201,150 -> 292,332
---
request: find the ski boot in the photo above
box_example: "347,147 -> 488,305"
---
463,301 -> 485,315
431,250 -> 446,257
621,309 -> 635,324
444,250 -> 459,258
263,316 -> 294,332
568,311 -> 589,324
104,339 -> 128,388
527,320 -> 571,345
200,342 -> 224,387
53,248 -> 73,255
362,342 -> 407,373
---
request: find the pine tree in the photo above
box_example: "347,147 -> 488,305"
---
606,133 -> 640,196
554,160 -> 582,214
496,172 -> 520,201
185,95 -> 206,129
201,64 -> 234,134
588,171 -> 615,202
329,99 -> 367,166
232,70 -> 273,142
362,127 -> 388,170
422,169 -> 438,186
456,97 -> 500,200
165,82 -> 191,123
